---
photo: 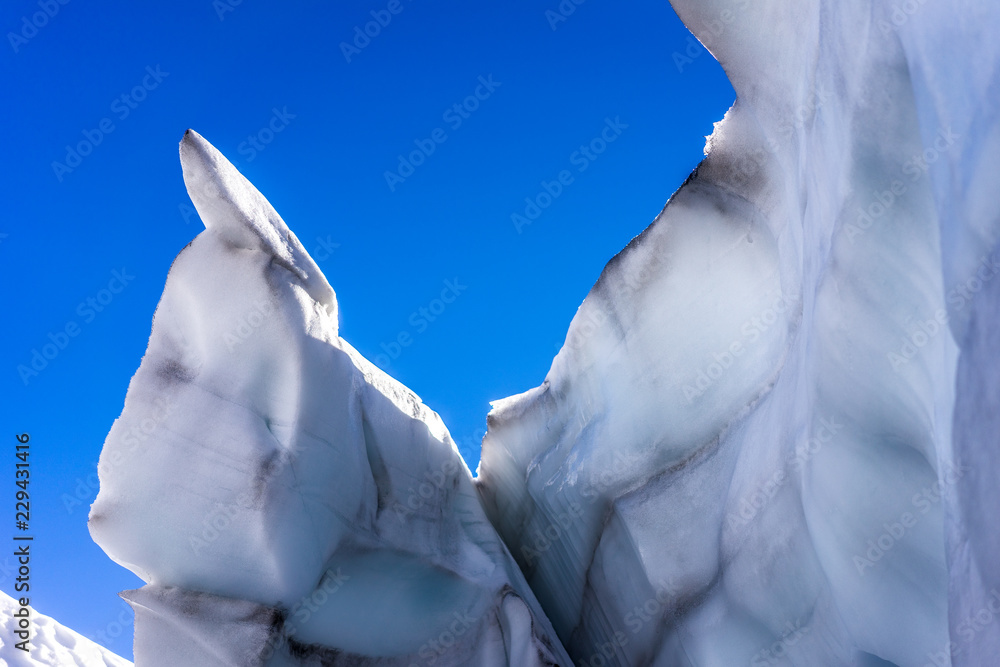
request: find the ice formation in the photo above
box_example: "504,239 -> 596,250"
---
88,130 -> 569,666
0,591 -> 133,666
89,0 -> 1000,665
476,0 -> 1000,665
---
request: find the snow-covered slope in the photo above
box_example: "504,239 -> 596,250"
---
88,130 -> 570,666
476,0 -> 1000,665
0,591 -> 132,666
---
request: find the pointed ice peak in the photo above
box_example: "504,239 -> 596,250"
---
179,129 -> 337,314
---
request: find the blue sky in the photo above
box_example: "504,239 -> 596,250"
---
0,0 -> 733,659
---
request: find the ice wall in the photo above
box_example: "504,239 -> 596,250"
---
86,2 -> 1000,664
896,2 -> 1000,664
88,130 -> 570,667
476,1 -> 1000,665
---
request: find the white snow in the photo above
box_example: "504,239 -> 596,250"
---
88,130 -> 569,666
0,591 -> 132,667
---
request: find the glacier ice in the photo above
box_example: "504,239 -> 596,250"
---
0,591 -> 132,666
88,130 -> 569,666
899,2 -> 1000,665
474,0 -> 1000,665
87,0 -> 1000,664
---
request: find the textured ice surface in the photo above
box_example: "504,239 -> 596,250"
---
89,1 -> 1000,665
476,0 -> 1000,665
89,130 -> 569,667
0,591 -> 132,666
900,3 -> 1000,665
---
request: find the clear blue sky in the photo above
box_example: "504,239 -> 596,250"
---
0,0 -> 733,659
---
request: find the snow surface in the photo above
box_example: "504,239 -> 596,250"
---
475,0 -> 1000,665
0,591 -> 132,667
89,130 -> 569,666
